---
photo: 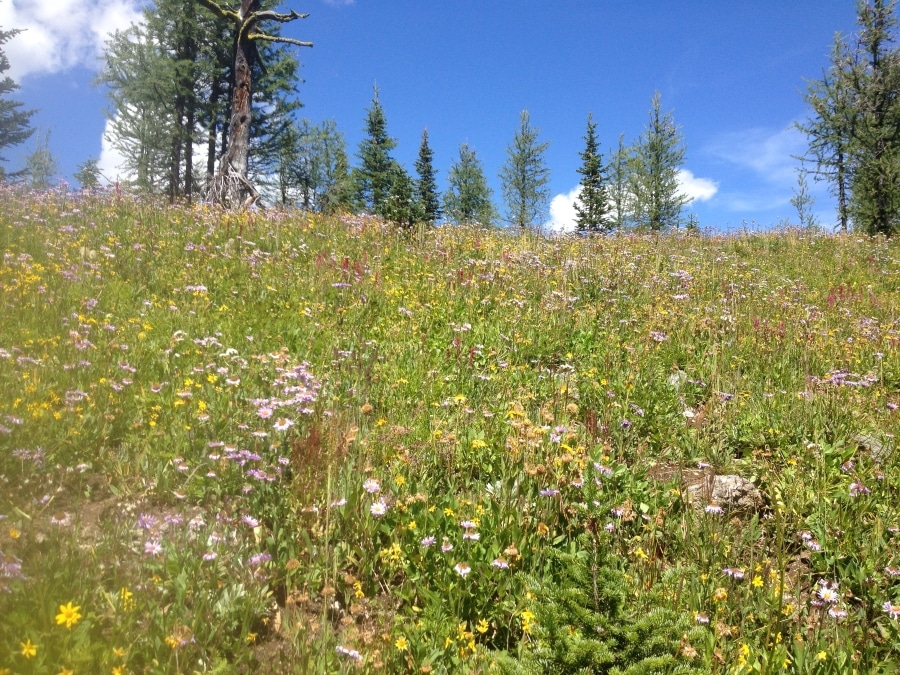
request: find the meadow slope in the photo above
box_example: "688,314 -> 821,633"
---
2,188 -> 900,673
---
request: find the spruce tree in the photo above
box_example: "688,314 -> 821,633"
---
415,128 -> 441,225
384,161 -> 422,228
574,113 -> 610,232
75,158 -> 103,191
499,110 -> 551,230
0,26 -> 34,175
354,86 -> 398,217
630,92 -> 688,230
444,143 -> 496,226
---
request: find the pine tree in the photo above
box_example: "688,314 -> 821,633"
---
630,92 -> 688,230
574,113 -> 610,232
609,134 -> 631,229
354,86 -> 398,217
499,110 -> 551,230
444,143 -> 496,226
0,26 -> 34,176
415,128 -> 441,225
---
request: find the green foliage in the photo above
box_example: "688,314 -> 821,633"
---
497,534 -> 706,674
609,134 -> 631,229
383,161 -> 423,228
99,0 -> 301,201
74,158 -> 103,191
354,86 -> 398,217
500,110 -> 551,230
272,118 -> 351,212
415,128 -> 442,225
23,129 -> 57,189
629,92 -> 688,231
791,169 -> 819,229
444,142 -> 497,225
799,0 -> 900,235
0,26 -> 34,170
574,113 -> 611,232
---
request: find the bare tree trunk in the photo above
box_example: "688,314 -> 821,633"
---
207,0 -> 260,209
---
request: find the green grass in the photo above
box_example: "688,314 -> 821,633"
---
2,186 -> 900,673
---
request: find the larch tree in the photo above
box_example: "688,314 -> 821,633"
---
629,91 -> 687,230
573,113 -> 610,232
499,109 -> 551,230
0,26 -> 34,179
444,143 -> 496,226
608,133 -> 630,229
415,128 -> 441,225
197,0 -> 311,208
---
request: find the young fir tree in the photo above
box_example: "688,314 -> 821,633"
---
609,133 -> 630,229
74,158 -> 103,191
499,110 -> 551,230
353,86 -> 398,217
0,26 -> 34,179
415,128 -> 441,225
274,118 -> 350,211
444,143 -> 496,226
629,92 -> 688,230
384,161 -> 422,228
573,113 -> 610,232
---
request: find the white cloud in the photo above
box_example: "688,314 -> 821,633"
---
545,168 -> 717,233
96,118 -> 130,184
545,185 -> 581,234
677,169 -> 718,203
705,125 -> 806,185
0,0 -> 144,80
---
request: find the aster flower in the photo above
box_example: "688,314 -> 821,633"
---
144,540 -> 163,556
491,557 -> 510,569
883,601 -> 900,619
454,562 -> 471,578
420,536 -> 436,548
363,478 -> 381,494
370,501 -> 388,517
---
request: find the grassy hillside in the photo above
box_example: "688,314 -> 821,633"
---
2,187 -> 900,673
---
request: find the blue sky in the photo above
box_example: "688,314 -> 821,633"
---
1,0 -> 862,231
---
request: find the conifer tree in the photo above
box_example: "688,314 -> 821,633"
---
75,158 -> 103,191
444,143 -> 496,226
800,0 -> 900,234
609,133 -> 631,229
499,110 -> 551,230
573,113 -> 610,232
354,86 -> 398,217
24,129 -> 57,189
415,128 -> 441,225
630,92 -> 688,230
0,26 -> 34,177
384,161 -> 422,228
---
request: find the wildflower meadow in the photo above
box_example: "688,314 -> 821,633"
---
3,187 -> 900,673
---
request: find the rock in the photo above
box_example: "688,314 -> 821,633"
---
854,433 -> 893,462
686,474 -> 764,514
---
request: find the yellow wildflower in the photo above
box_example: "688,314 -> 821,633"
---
56,601 -> 82,628
20,639 -> 37,658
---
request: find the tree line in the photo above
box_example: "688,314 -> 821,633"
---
1,0 -> 899,234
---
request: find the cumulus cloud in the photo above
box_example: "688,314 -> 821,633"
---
96,118 -> 130,184
677,169 -> 718,203
0,0 -> 144,80
545,168 -> 717,233
545,186 -> 581,234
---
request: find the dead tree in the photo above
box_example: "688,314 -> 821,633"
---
197,0 -> 311,208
